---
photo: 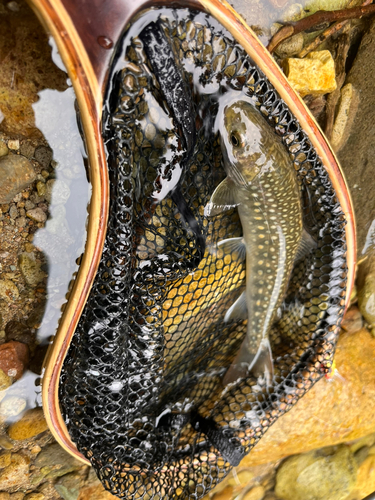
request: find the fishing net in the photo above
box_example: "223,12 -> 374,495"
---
59,7 -> 347,499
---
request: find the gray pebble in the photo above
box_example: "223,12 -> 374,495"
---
34,146 -> 53,169
9,205 -> 17,220
26,208 -> 47,223
15,216 -> 26,228
24,200 -> 35,210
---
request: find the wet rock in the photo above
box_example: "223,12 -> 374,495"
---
331,83 -> 357,153
0,493 -> 10,500
7,141 -> 19,151
211,486 -> 233,500
340,306 -> 363,334
25,208 -> 46,224
0,396 -> 26,418
18,253 -> 44,286
282,50 -> 337,97
34,146 -> 52,169
242,485 -> 265,500
45,178 -> 70,205
240,329 -> 375,466
4,321 -> 35,346
0,453 -> 30,490
0,155 -> 36,204
7,408 -> 47,440
0,143 -> 8,158
24,494 -> 45,500
77,469 -> 115,500
0,341 -> 29,380
35,181 -> 46,198
0,281 -> 19,302
34,443 -> 82,479
274,33 -> 304,58
275,446 -> 357,500
29,344 -> 48,375
357,253 -> 375,331
54,472 -> 81,500
0,453 -> 11,469
0,368 -> 11,392
337,17 -> 375,256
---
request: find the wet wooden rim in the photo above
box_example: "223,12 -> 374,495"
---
27,0 -> 356,463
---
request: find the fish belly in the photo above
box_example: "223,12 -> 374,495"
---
224,168 -> 302,385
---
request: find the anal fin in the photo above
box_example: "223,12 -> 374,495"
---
224,291 -> 247,323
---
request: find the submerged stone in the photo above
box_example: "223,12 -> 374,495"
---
0,155 -> 36,204
7,408 -> 47,440
275,446 -> 357,500
282,50 -> 337,97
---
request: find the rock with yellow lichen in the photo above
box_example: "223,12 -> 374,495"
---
275,445 -> 357,500
239,328 -> 375,466
282,50 -> 337,97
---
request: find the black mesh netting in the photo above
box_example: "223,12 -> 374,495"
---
59,7 -> 347,499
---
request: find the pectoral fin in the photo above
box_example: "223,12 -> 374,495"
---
204,178 -> 239,217
295,228 -> 317,261
224,291 -> 247,323
218,237 -> 246,262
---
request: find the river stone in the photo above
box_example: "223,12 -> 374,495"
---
275,446 -> 357,500
0,142 -> 8,157
24,494 -> 45,500
242,485 -> 265,500
0,453 -> 30,490
0,341 -> 29,381
34,443 -> 81,479
54,472 -> 80,500
0,396 -> 26,418
0,155 -> 36,204
4,321 -> 35,346
34,146 -> 52,169
7,408 -> 48,440
18,253 -> 44,286
26,208 -> 46,224
239,329 -> 375,466
0,281 -> 19,302
337,17 -> 375,256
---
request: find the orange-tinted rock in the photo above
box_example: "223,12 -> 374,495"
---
0,341 -> 29,380
7,408 -> 48,441
240,329 -> 375,467
341,306 -> 363,335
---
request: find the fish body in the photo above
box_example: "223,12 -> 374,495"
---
205,99 -> 303,385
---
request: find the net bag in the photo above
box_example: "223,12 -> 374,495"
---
59,7 -> 348,499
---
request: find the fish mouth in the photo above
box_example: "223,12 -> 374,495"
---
29,0 -> 356,496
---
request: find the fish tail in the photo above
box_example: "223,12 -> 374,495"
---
223,337 -> 274,387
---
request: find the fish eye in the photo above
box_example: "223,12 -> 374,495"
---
230,132 -> 244,148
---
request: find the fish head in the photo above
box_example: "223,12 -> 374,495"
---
220,100 -> 268,185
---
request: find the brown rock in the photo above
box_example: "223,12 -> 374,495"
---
0,341 -> 29,380
77,483 -> 116,500
240,329 -> 375,467
341,306 -> 363,334
337,17 -> 375,256
275,446 -> 357,500
211,486 -> 234,500
7,408 -> 48,440
282,51 -> 337,97
4,321 -> 35,346
0,155 -> 36,204
242,485 -> 265,500
0,453 -> 30,490
0,493 -> 10,500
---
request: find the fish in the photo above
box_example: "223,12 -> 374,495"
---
205,98 -> 306,386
